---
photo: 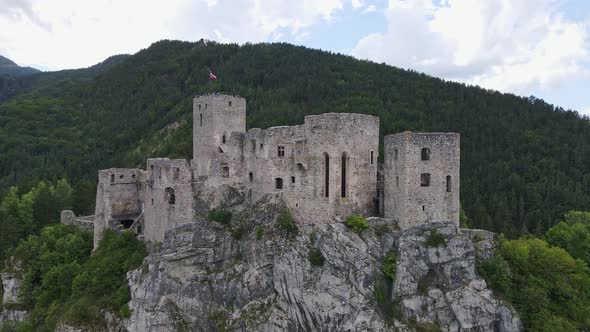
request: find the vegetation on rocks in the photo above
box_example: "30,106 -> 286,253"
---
382,250 -> 397,281
424,229 -> 446,247
308,248 -> 325,267
207,208 -> 232,225
345,214 -> 369,233
3,226 -> 146,331
276,209 -> 297,235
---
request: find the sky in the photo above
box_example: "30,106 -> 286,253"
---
1,0 -> 589,115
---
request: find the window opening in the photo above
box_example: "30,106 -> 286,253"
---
421,148 -> 430,160
446,175 -> 452,192
421,173 -> 431,187
394,149 -> 398,160
370,150 -> 374,165
249,172 -> 253,182
222,166 -> 229,178
110,174 -> 115,183
324,153 -> 330,197
291,176 -> 295,184
275,178 -> 283,189
200,114 -> 203,126
165,188 -> 175,205
229,101 -> 232,106
341,153 -> 347,198
222,134 -> 226,144
277,145 -> 285,157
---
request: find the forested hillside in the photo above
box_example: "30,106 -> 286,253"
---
1,39 -> 589,238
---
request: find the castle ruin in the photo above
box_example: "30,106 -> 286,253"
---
88,94 -> 460,248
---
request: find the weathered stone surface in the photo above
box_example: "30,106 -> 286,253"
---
123,201 -> 521,332
393,223 -> 522,331
60,210 -> 94,232
0,310 -> 27,325
1,272 -> 21,305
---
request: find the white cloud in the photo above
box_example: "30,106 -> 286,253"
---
581,106 -> 590,116
361,5 -> 377,14
351,0 -> 363,9
352,0 -> 590,95
0,0 -> 345,70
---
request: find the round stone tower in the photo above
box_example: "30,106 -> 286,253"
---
192,94 -> 246,177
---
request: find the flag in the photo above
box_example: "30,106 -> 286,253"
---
209,71 -> 217,80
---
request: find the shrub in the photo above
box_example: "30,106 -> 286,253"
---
477,255 -> 512,298
382,250 -> 397,281
277,209 -> 298,235
425,229 -> 446,247
208,208 -> 232,225
308,248 -> 325,267
345,214 -> 369,233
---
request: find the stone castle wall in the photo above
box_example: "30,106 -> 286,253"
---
89,94 -> 460,248
383,132 -> 460,228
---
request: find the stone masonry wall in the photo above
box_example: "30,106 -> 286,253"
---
384,132 -> 460,228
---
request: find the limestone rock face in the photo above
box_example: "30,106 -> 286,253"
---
1,272 -> 27,325
394,223 -> 522,332
1,272 -> 21,305
123,200 -> 521,332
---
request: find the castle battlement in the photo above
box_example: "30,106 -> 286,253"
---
90,94 -> 460,247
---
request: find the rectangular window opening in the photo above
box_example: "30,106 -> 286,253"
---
249,172 -> 253,182
420,173 -> 431,187
277,145 -> 285,157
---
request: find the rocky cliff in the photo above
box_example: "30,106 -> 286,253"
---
121,194 -> 521,332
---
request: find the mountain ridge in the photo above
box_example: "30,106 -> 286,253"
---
0,55 -> 40,77
0,39 -> 589,237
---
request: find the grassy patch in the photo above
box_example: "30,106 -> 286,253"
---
207,208 -> 232,225
425,229 -> 446,247
308,248 -> 325,267
276,209 -> 298,235
345,214 -> 369,233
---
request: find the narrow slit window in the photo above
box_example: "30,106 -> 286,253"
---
394,149 -> 398,160
446,175 -> 452,192
222,134 -> 226,144
396,176 -> 399,187
249,172 -> 253,182
110,174 -> 115,183
370,150 -> 374,165
291,176 -> 295,184
198,104 -> 201,110
324,153 -> 330,197
251,140 -> 256,152
200,114 -> 203,126
341,153 -> 347,198
229,101 -> 232,106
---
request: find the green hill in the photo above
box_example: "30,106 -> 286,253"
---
1,39 -> 589,236
0,55 -> 40,77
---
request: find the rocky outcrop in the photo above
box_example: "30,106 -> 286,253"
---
1,271 -> 27,326
123,197 -> 521,332
394,223 -> 521,331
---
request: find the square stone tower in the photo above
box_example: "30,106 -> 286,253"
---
384,131 -> 460,228
192,94 -> 246,177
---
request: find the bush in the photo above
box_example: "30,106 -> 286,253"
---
208,208 -> 232,225
345,214 -> 369,233
425,229 -> 446,247
308,248 -> 325,267
277,209 -> 298,235
382,250 -> 397,281
477,255 -> 512,298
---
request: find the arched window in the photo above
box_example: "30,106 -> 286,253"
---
446,175 -> 452,192
165,187 -> 176,205
324,153 -> 330,197
421,148 -> 430,160
341,153 -> 347,198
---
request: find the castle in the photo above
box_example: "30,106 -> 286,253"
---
87,94 -> 460,248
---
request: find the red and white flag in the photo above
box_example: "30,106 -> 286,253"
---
209,71 -> 217,80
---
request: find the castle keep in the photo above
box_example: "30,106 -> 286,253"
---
88,94 -> 460,248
